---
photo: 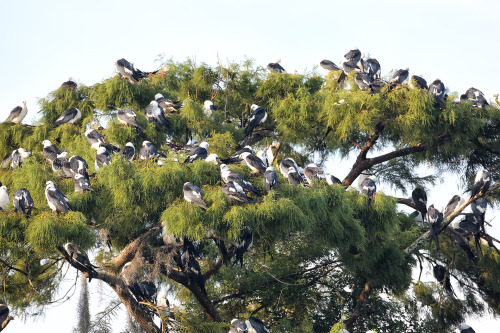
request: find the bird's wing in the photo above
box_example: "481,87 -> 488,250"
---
6,106 -> 22,121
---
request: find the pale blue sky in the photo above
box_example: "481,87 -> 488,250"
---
1,0 -> 500,331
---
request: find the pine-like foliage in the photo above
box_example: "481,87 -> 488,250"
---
1,57 -> 500,333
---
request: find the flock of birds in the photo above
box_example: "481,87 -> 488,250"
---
1,49 -> 493,332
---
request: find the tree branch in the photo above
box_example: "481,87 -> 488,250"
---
343,282 -> 371,329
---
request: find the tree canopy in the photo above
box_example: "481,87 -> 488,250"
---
1,56 -> 500,333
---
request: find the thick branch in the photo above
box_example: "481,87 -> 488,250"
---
343,283 -> 371,329
107,227 -> 158,270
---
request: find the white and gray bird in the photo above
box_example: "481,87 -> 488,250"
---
43,140 -> 62,162
64,243 -> 98,282
52,152 -> 69,173
5,101 -> 28,124
74,173 -> 93,193
183,182 -> 208,210
245,104 -> 267,138
117,108 -> 145,131
491,94 -> 500,109
145,100 -> 170,129
230,318 -> 248,333
220,164 -> 261,196
266,143 -> 279,165
13,188 -> 34,218
60,77 -> 77,89
320,59 -> 342,71
458,323 -> 476,333
361,58 -> 381,79
115,58 -> 157,84
222,145 -> 252,164
1,148 -> 31,169
279,158 -> 300,178
184,142 -> 209,163
359,174 -> 376,204
427,204 -> 444,249
222,181 -> 253,204
263,166 -> 278,191
471,198 -> 488,232
411,188 -> 428,221
410,75 -> 428,90
390,68 -> 409,85
203,100 -> 216,117
245,316 -> 270,333
461,87 -> 488,108
428,79 -> 446,103
344,47 -> 361,63
157,289 -> 171,319
303,163 -> 325,184
119,142 -> 135,161
443,194 -> 465,218
287,167 -> 305,187
267,59 -> 286,73
256,150 -> 269,167
95,146 -> 112,171
355,73 -> 373,92
0,186 -> 9,210
68,155 -> 88,173
155,93 -> 181,113
52,108 -> 82,128
326,174 -> 342,185
240,152 -> 267,174
85,129 -> 105,149
45,181 -> 71,214
470,169 -> 492,198
139,141 -> 157,160
205,153 -> 220,165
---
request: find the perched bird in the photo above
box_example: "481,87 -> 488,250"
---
74,173 -> 93,193
1,148 -> 31,169
450,214 -> 478,261
45,181 -> 71,214
51,152 -> 68,173
491,94 -> 500,109
230,318 -> 248,333
64,242 -> 98,282
428,79 -> 446,103
267,59 -> 286,73
244,104 -> 267,138
184,142 -> 209,163
183,182 -> 208,210
433,264 -> 453,294
4,101 -> 28,124
471,198 -> 487,232
444,194 -> 465,218
266,143 -> 279,165
13,188 -> 34,218
355,73 -> 373,92
203,100 -> 216,117
256,150 -> 269,168
427,204 -> 444,249
221,145 -> 252,164
222,181 -> 253,204
117,108 -> 145,131
69,155 -> 89,172
233,228 -> 253,267
60,77 -> 77,89
361,58 -> 381,79
458,323 -> 476,333
85,129 -> 105,149
279,158 -> 300,178
326,174 -> 342,185
342,59 -> 359,74
0,304 -> 10,326
303,163 -> 325,184
121,262 -> 157,303
139,141 -> 157,160
263,166 -> 278,191
145,100 -> 170,129
410,75 -> 428,90
320,59 -> 341,71
411,187 -> 428,220
240,152 -> 267,174
119,142 -> 135,161
470,169 -> 492,198
390,68 -> 409,85
115,58 -> 157,84
462,87 -> 488,108
155,93 -> 181,113
157,289 -> 171,326
245,316 -> 270,333
287,167 -> 305,187
371,78 -> 386,92
51,107 -> 82,128
220,164 -> 261,196
42,140 -> 62,162
344,47 -> 362,64
359,174 -> 376,204
0,186 -> 9,210
205,153 -> 220,165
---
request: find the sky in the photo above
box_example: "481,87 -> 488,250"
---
1,0 -> 500,332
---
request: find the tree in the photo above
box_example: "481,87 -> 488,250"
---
1,56 -> 499,333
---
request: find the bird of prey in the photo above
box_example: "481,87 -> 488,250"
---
444,194 -> 465,218
205,153 -> 220,165
320,59 -> 342,71
183,182 -> 208,210
115,58 -> 158,84
230,318 -> 248,333
279,158 -> 300,178
359,175 -> 376,204
74,173 -> 93,193
52,107 -> 82,128
13,188 -> 34,218
428,79 -> 446,103
240,152 -> 267,174
390,68 -> 409,85
222,181 -> 253,204
245,316 -> 270,333
326,174 -> 342,185
45,181 -> 71,214
342,59 -> 359,74
85,129 -> 105,149
0,186 -> 9,210
433,264 -> 454,294
42,140 -> 62,162
64,243 -> 98,282
410,75 -> 428,90
1,148 -> 31,169
263,166 -> 278,191
220,145 -> 252,164
267,59 -> 286,73
355,73 -> 373,92
117,108 -> 145,131
139,141 -> 157,160
145,100 -> 170,129
220,164 -> 261,196
184,142 -> 209,163
411,188 -> 428,221
155,93 -> 181,113
491,94 -> 500,109
451,214 -> 481,255
60,77 -> 77,89
287,167 -> 305,187
361,58 -> 381,79
458,323 -> 476,333
119,142 -> 135,161
51,152 -> 68,173
303,163 -> 325,184
470,169 -> 492,198
244,104 -> 267,138
5,101 -> 28,124
256,150 -> 269,167
471,198 -> 487,232
462,87 -> 488,108
427,204 -> 444,249
344,47 -> 362,64
233,228 -> 253,267
121,262 -> 157,303
68,155 -> 88,173
203,100 -> 216,117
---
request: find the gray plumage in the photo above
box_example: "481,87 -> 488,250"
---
470,169 -> 492,198
390,68 -> 409,85
13,188 -> 34,218
95,146 -> 111,171
1,148 -> 31,169
52,152 -> 68,173
287,167 -> 304,187
52,108 -> 82,128
5,101 -> 28,123
222,181 -> 253,203
411,188 -> 427,221
326,174 -> 341,185
64,243 -> 98,282
60,77 -> 77,89
183,182 -> 208,210
220,164 -> 261,196
117,108 -> 145,131
267,60 -> 286,73
184,142 -> 209,163
359,175 -> 376,204
233,228 -> 253,267
471,198 -> 487,232
119,142 -> 136,161
42,140 -> 62,162
85,129 -> 105,149
362,58 -> 381,79
74,173 -> 93,193
203,100 -> 216,117
45,181 -> 71,214
240,152 -> 267,174
410,75 -> 428,90
444,195 -> 464,218
428,79 -> 446,103
342,59 -> 358,74
279,158 -> 300,178
320,59 -> 341,71
344,47 -> 361,63
139,141 -> 157,160
155,93 -> 181,113
145,100 -> 170,129
459,323 -> 476,333
0,304 -> 9,326
246,316 -> 270,333
115,58 -> 157,84
230,318 -> 248,333
355,73 -> 373,92
427,204 -> 444,249
245,104 -> 267,138
69,155 -> 88,173
263,166 -> 278,191
463,87 -> 488,108
303,163 -> 324,184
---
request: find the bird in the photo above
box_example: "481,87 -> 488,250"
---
427,204 -> 444,249
267,59 -> 286,73
203,100 -> 216,117
389,68 -> 409,85
359,174 -> 376,204
74,173 -> 93,193
42,140 -> 62,162
157,289 -> 171,329
355,73 -> 373,92
69,155 -> 89,172
121,262 -> 157,303
458,323 -> 476,333
4,101 -> 28,124
240,152 -> 267,174
45,181 -> 71,214
184,142 -> 209,163
342,59 -> 359,74
0,304 -> 10,326
205,153 -> 220,165
119,142 -> 135,161
491,94 -> 500,109
233,228 -> 253,267
256,150 -> 269,168
244,104 -> 267,138
326,174 -> 342,185
428,79 -> 446,103
85,129 -> 105,149
303,163 -> 325,184
371,78 -> 386,92
0,186 -> 9,210
410,75 -> 428,90
245,316 -> 270,333
51,107 -> 82,128
470,169 -> 492,198
220,164 -> 261,196
279,158 -> 300,178
64,243 -> 98,282
462,87 -> 488,108
221,145 -> 252,164
222,181 -> 253,204
433,264 -> 453,294
155,93 -> 181,113
263,166 -> 278,191
1,148 -> 31,169
183,182 -> 208,210
471,198 -> 487,232
117,108 -> 145,131
145,100 -> 170,129
230,318 -> 248,333
320,59 -> 341,71
444,194 -> 464,218
60,77 -> 78,89
13,188 -> 34,218
411,188 -> 428,220
361,58 -> 381,79
344,47 -> 362,64
115,58 -> 157,84
51,152 -> 68,173
449,215 -> 478,261
139,141 -> 157,160
287,167 -> 305,187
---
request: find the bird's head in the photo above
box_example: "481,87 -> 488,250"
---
42,140 -> 52,147
199,142 -> 209,150
125,142 -> 135,148
220,163 -> 229,171
57,152 -> 68,159
142,140 -> 151,146
154,93 -> 164,100
97,146 -> 107,154
266,166 -> 275,171
205,154 -> 219,165
150,100 -> 159,107
0,185 -> 7,192
18,148 -> 32,157
46,181 -> 55,189
250,104 -> 259,112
